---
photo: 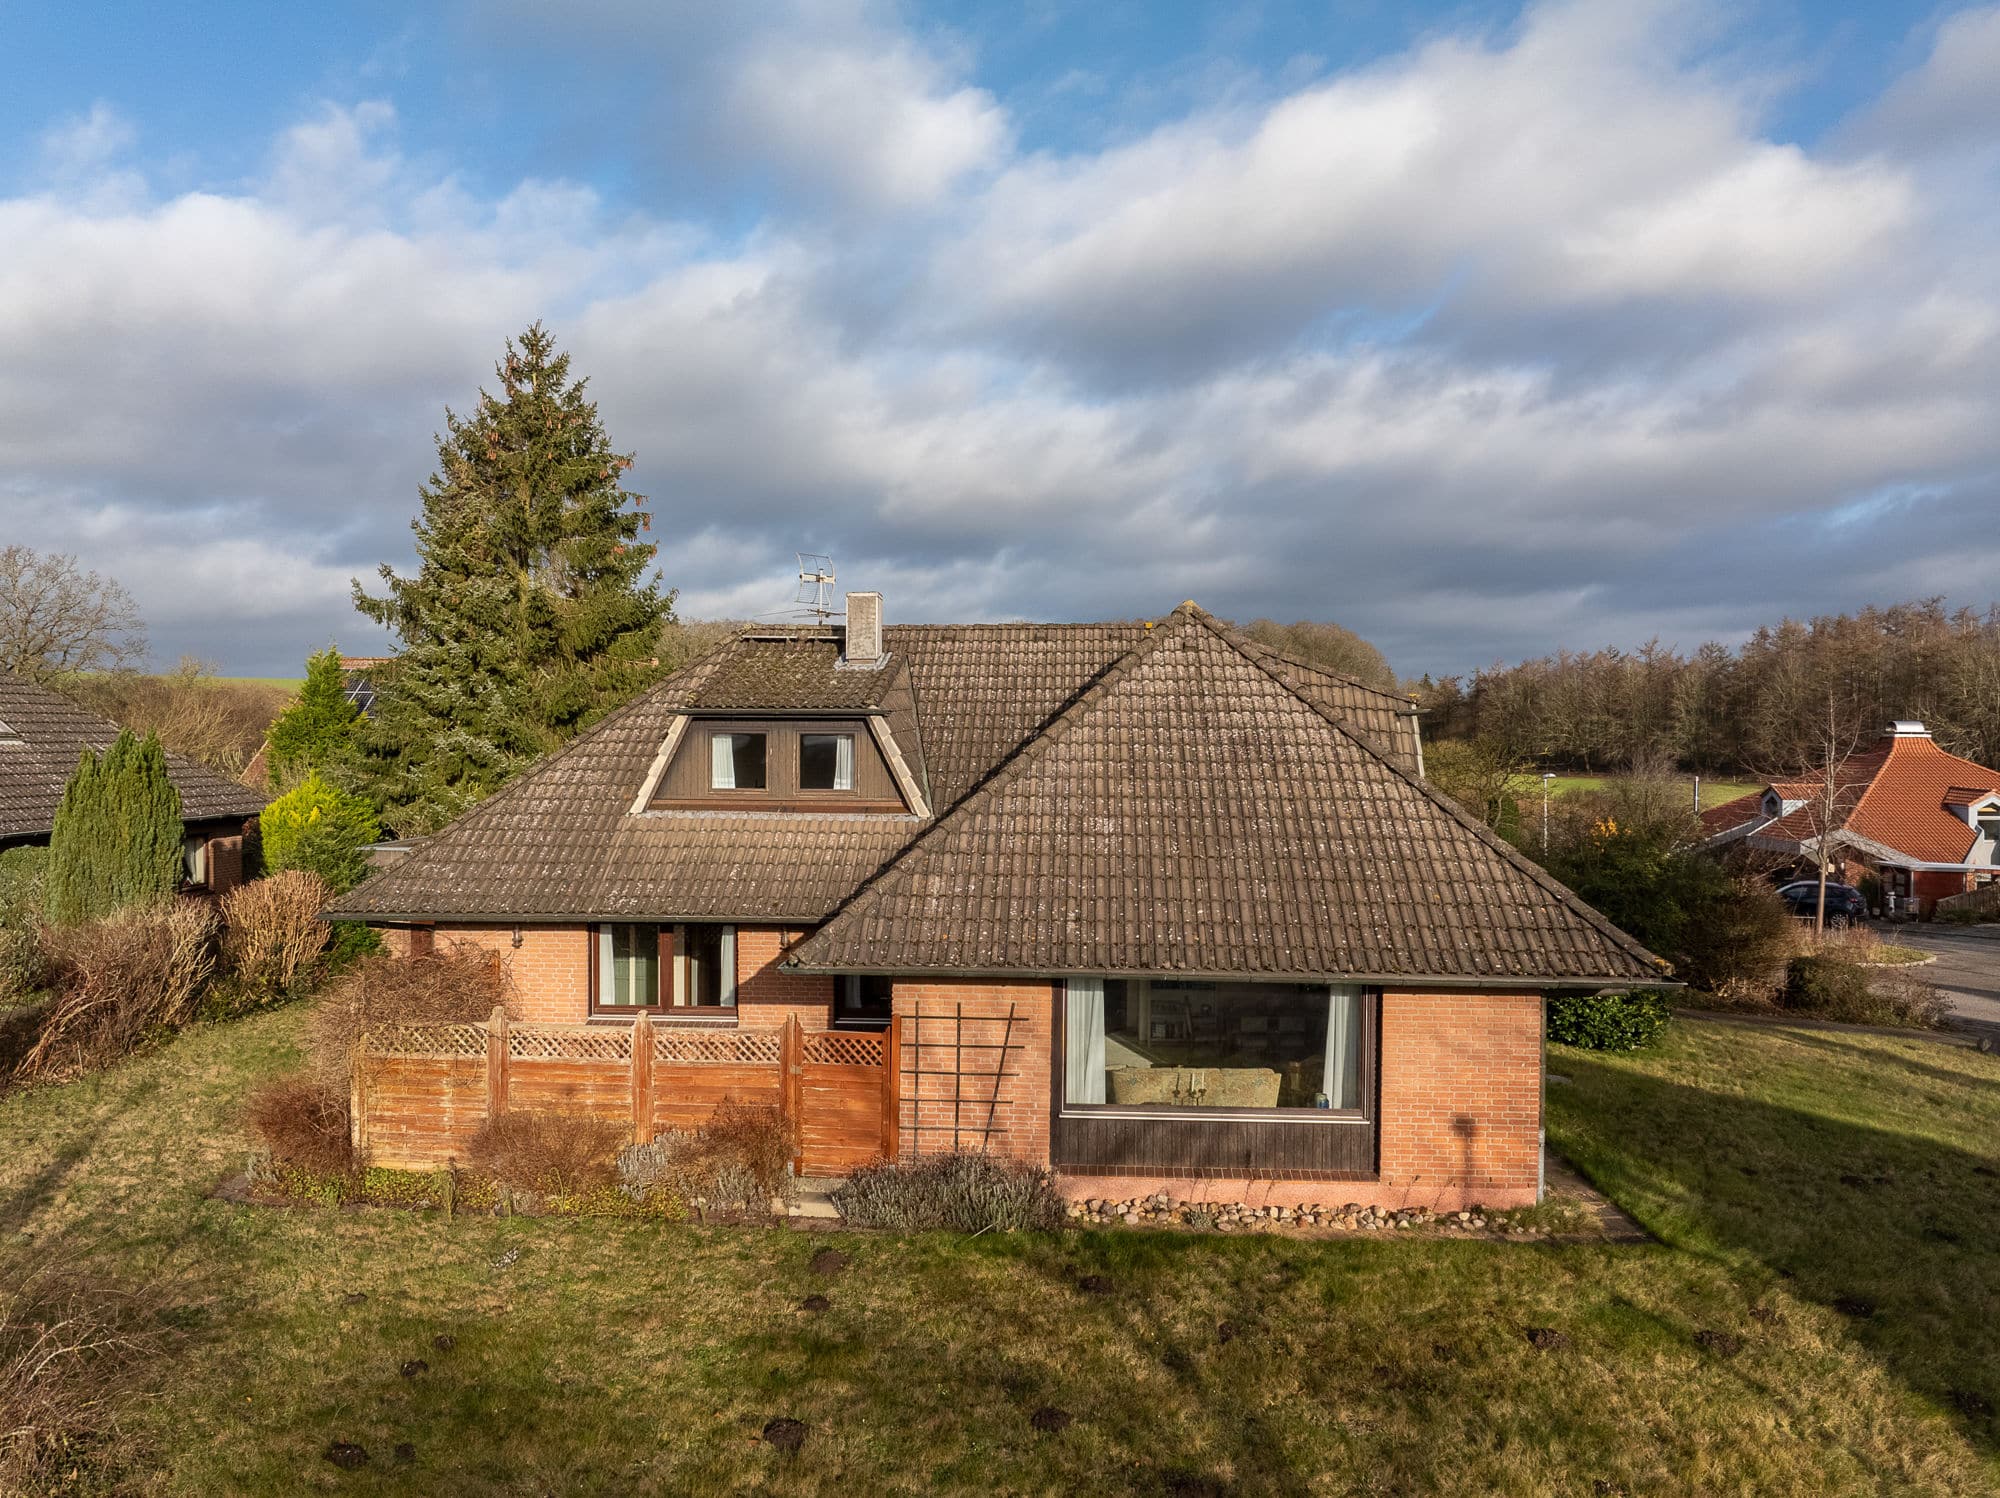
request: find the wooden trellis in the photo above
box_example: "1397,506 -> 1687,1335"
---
899,1001 -> 1022,1153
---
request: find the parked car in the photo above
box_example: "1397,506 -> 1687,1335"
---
1776,880 -> 1869,926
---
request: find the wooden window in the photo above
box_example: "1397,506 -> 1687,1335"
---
799,733 -> 855,792
709,732 -> 767,790
590,923 -> 735,1017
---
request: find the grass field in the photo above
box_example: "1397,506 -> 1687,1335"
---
1532,773 -> 1761,808
2,1009 -> 1996,1494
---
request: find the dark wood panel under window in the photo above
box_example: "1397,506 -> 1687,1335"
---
652,718 -> 905,807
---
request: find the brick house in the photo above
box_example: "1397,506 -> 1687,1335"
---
0,671 -> 265,895
328,599 -> 1663,1209
1699,721 -> 2000,915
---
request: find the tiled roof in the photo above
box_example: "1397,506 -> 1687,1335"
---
0,672 -> 266,842
1845,735 -> 2000,863
1699,791 -> 1767,839
324,672 -> 915,920
666,633 -> 903,713
330,605 -> 1655,985
787,607 -> 1663,984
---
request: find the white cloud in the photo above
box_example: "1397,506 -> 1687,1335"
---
3,0 -> 1999,677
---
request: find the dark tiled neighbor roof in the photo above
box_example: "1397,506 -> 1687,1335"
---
0,672 -> 266,842
788,607 -> 1662,984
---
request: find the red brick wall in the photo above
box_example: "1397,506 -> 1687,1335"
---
1914,870 -> 1971,905
389,924 -> 589,1023
736,927 -> 834,1030
368,922 -> 833,1028
890,979 -> 1054,1165
1377,990 -> 1543,1209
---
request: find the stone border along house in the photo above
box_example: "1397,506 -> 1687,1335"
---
0,671 -> 266,895
1699,720 -> 2000,917
328,598 -> 1666,1209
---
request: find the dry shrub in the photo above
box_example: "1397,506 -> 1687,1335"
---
245,1072 -> 354,1177
0,1259 -> 176,1491
1869,967 -> 1949,1029
220,869 -> 330,1003
1781,956 -> 1948,1028
18,901 -> 218,1082
618,1101 -> 798,1213
308,949 -> 511,1095
471,1111 -> 627,1196
832,1150 -> 1066,1234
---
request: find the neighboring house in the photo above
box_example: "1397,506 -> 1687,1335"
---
1700,720 -> 2000,914
0,671 -> 267,895
328,598 -> 1664,1209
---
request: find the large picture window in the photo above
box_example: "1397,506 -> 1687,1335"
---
1063,979 -> 1368,1113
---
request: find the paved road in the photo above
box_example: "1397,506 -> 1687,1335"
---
1896,925 -> 2000,1047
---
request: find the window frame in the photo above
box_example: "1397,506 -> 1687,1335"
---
587,922 -> 739,1021
708,730 -> 769,792
1053,978 -> 1378,1125
835,973 -> 894,1029
798,731 -> 856,794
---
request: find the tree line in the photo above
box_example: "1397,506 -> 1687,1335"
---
1415,599 -> 2000,775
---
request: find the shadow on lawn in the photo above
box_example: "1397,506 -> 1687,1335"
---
1550,1053 -> 2000,1452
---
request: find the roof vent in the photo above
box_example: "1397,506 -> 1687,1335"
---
1889,720 -> 1930,738
843,591 -> 883,667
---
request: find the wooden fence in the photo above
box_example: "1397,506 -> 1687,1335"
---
352,1008 -> 898,1178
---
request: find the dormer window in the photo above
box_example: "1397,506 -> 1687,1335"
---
710,732 -> 767,790
800,733 -> 855,792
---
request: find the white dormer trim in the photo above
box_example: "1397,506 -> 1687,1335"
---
867,716 -> 931,819
629,714 -> 692,815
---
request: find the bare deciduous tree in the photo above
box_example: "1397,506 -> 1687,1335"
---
0,546 -> 147,683
1764,690 -> 1870,935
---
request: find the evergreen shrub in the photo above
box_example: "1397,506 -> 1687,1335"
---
1547,990 -> 1672,1052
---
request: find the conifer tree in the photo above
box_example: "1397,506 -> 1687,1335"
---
265,646 -> 363,788
45,730 -> 184,924
354,324 -> 674,833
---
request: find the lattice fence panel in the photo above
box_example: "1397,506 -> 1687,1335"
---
655,1029 -> 784,1065
364,1023 -> 486,1057
803,1030 -> 884,1067
508,1025 -> 632,1063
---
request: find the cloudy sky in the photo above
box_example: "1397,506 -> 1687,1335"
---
3,1 -> 1997,678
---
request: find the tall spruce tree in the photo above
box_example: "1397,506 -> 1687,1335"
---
264,646 -> 364,789
45,730 -> 184,924
354,324 -> 674,833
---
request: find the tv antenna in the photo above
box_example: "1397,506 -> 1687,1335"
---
795,553 -> 837,621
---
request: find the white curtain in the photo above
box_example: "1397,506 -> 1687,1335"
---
834,734 -> 855,791
1065,978 -> 1107,1104
1324,985 -> 1361,1108
711,733 -> 735,789
719,926 -> 737,1006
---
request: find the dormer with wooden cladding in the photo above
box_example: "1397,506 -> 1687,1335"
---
643,714 -> 921,813
626,608 -> 932,818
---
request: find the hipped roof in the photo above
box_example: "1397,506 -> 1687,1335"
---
788,606 -> 1662,984
331,605 -> 1661,985
0,672 -> 266,842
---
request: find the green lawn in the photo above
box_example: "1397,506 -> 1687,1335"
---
2,1009 -> 1996,1494
1533,774 -> 1761,808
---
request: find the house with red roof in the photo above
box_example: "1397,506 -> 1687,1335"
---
1700,721 -> 2000,914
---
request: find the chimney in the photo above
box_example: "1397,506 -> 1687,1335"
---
844,591 -> 883,666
